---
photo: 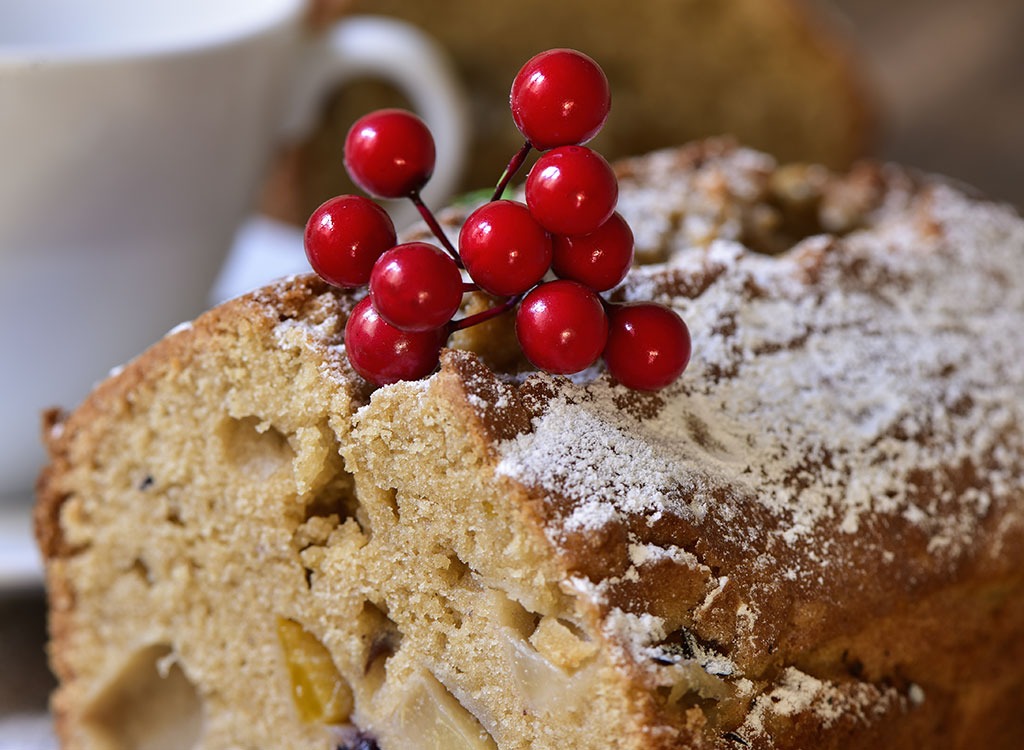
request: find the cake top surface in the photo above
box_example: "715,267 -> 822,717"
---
495,182 -> 1022,557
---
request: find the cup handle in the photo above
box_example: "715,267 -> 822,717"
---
278,15 -> 470,207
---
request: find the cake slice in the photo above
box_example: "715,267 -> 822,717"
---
37,142 -> 1024,749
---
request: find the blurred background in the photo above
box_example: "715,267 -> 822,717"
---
834,0 -> 1023,208
261,0 -> 1024,222
2,0 -> 1021,744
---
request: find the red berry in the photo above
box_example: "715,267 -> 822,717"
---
603,303 -> 691,391
344,297 -> 447,385
459,201 -> 553,296
515,280 -> 608,374
369,242 -> 463,332
510,48 -> 611,150
304,195 -> 396,288
344,109 -> 435,199
525,146 -> 618,236
551,211 -> 634,292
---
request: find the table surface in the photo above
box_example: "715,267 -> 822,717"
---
1,0 -> 1021,740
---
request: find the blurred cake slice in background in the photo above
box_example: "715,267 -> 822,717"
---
262,0 -> 872,224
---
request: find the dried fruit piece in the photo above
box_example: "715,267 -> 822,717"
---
529,616 -> 599,672
390,673 -> 497,750
276,618 -> 353,723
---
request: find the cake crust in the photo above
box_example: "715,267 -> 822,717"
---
37,142 -> 1024,749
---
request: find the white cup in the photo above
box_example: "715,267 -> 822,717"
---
0,0 -> 469,500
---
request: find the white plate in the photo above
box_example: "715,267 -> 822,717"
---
0,495 -> 43,591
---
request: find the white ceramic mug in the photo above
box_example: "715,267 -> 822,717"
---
0,0 -> 469,500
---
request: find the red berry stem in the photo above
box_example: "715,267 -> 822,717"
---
448,294 -> 522,332
462,281 -> 480,294
409,191 -> 463,268
491,140 -> 533,202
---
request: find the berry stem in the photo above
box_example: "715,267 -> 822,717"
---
492,140 -> 533,202
462,281 -> 480,294
449,294 -> 522,332
409,191 -> 463,268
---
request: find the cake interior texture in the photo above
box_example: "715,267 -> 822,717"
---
36,141 -> 1024,749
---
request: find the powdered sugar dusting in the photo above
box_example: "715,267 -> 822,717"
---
497,392 -> 726,533
614,143 -> 776,259
497,171 -> 1024,572
739,666 -> 906,740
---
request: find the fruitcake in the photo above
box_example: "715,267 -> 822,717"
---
37,141 -> 1024,749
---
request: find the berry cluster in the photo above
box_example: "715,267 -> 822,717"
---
304,48 -> 691,391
